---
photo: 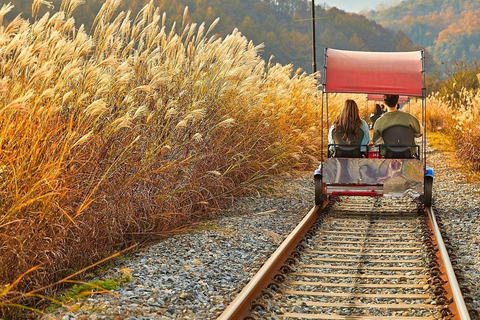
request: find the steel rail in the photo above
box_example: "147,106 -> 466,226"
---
217,202 -> 327,320
218,200 -> 471,320
426,206 -> 471,320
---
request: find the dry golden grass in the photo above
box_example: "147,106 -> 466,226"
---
0,0 -> 322,316
427,131 -> 455,153
423,87 -> 480,171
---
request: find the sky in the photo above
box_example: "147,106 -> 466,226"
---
316,0 -> 406,13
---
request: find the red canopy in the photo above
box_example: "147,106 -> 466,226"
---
367,94 -> 409,102
324,49 -> 424,97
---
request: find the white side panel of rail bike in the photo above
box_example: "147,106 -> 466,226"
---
323,158 -> 424,196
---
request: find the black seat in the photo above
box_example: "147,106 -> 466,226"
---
380,125 -> 418,159
330,127 -> 364,158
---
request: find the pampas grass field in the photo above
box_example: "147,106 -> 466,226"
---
1,0 -> 479,317
434,88 -> 480,170
0,0 -> 324,316
409,88 -> 480,170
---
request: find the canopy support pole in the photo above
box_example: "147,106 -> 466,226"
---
311,0 -> 317,74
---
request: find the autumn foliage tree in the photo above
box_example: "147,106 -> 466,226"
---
367,0 -> 480,65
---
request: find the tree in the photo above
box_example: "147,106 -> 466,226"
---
348,34 -> 365,50
239,15 -> 257,39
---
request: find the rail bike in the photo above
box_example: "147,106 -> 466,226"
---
314,48 -> 433,206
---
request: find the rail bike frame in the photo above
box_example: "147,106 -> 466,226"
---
314,48 -> 433,206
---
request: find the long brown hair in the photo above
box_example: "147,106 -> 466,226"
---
333,99 -> 361,143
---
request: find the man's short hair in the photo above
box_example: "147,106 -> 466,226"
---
384,94 -> 399,107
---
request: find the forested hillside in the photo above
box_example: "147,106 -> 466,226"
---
3,0 -> 419,73
367,0 -> 480,65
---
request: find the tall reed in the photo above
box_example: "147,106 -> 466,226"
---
0,0 -> 321,316
410,86 -> 480,170
445,87 -> 480,169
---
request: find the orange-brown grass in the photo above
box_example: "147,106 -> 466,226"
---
449,88 -> 480,171
427,132 -> 455,153
421,87 -> 480,171
408,93 -> 456,134
0,0 -> 322,316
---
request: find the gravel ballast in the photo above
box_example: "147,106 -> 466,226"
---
51,147 -> 480,320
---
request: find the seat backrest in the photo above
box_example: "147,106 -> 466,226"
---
382,125 -> 415,145
331,127 -> 364,158
381,125 -> 415,158
331,145 -> 362,158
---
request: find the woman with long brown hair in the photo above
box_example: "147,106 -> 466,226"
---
328,99 -> 370,154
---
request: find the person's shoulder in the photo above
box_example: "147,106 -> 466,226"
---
404,112 -> 420,121
396,111 -> 413,118
377,111 -> 393,119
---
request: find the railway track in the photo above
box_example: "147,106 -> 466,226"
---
218,197 -> 471,320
